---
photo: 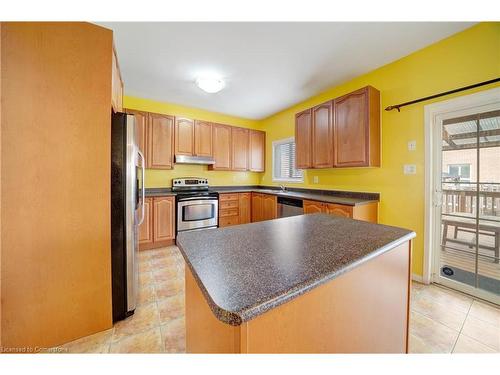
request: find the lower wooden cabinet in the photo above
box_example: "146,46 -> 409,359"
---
251,193 -> 277,222
139,196 -> 175,250
304,200 -> 377,223
219,193 -> 249,227
239,193 -> 251,224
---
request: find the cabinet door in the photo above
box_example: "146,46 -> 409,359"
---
261,194 -> 277,221
312,101 -> 333,168
210,123 -> 232,170
153,196 -> 175,242
239,193 -> 252,224
325,203 -> 353,218
139,197 -> 154,248
231,127 -> 249,171
249,130 -> 265,172
251,193 -> 263,222
303,200 -> 324,214
333,86 -> 380,167
127,109 -> 148,167
175,117 -> 195,156
295,109 -> 312,169
194,120 -> 213,157
148,113 -> 174,169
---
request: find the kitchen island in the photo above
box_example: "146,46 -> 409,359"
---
176,213 -> 415,353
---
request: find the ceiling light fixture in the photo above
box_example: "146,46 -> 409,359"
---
195,77 -> 225,94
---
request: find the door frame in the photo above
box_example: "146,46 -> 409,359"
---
424,87 -> 500,293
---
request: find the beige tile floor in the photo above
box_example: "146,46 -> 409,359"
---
54,245 -> 499,353
409,281 -> 499,353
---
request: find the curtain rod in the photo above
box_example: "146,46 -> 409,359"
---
384,77 -> 500,112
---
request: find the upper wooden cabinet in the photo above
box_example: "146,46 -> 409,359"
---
333,86 -> 380,167
148,113 -> 174,169
312,101 -> 333,168
194,120 -> 213,157
175,118 -> 195,156
295,109 -> 312,169
210,123 -> 232,170
249,129 -> 265,172
295,86 -> 380,169
111,45 -> 123,112
231,127 -> 249,171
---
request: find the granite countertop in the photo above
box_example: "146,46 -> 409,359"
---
176,214 -> 415,326
146,186 -> 379,206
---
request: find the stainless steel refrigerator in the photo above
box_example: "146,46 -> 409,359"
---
111,112 -> 145,322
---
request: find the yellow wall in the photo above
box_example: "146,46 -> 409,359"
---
259,22 -> 500,276
123,96 -> 263,187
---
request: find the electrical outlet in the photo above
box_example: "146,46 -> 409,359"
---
313,176 -> 319,184
404,164 -> 417,175
408,140 -> 416,151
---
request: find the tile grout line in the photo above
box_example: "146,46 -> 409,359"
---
451,298 -> 473,353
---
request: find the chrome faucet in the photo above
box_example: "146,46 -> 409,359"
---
279,184 -> 286,192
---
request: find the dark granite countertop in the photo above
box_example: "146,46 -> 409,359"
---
146,186 -> 379,206
176,214 -> 415,326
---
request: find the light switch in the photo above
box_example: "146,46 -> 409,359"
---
408,140 -> 416,151
313,176 -> 319,184
404,164 -> 417,175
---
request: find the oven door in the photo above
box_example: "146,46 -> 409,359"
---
177,198 -> 218,232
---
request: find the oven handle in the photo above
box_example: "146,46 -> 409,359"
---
177,197 -> 218,202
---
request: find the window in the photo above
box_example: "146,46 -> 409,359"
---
447,164 -> 471,181
272,137 -> 303,182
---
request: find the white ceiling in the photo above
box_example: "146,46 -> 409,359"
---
99,22 -> 474,120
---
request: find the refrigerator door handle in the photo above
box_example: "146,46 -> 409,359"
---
138,150 -> 146,225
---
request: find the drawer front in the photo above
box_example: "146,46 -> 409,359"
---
220,200 -> 239,209
219,208 -> 239,217
219,216 -> 240,227
219,193 -> 240,201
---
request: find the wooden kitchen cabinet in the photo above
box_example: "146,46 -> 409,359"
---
304,199 -> 378,223
139,196 -> 175,250
239,193 -> 252,224
252,193 -> 277,222
325,203 -> 353,218
210,123 -> 232,170
194,120 -> 213,157
295,86 -> 380,169
148,113 -> 174,169
111,45 -> 123,112
303,200 -> 324,214
312,101 -> 333,168
231,127 -> 249,171
295,109 -> 312,169
153,196 -> 175,243
333,86 -> 380,167
175,117 -> 195,156
249,130 -> 265,172
218,192 -> 252,227
139,197 -> 154,248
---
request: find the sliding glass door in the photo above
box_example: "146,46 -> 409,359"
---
436,109 -> 500,303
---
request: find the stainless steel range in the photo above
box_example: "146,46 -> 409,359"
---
173,177 -> 219,233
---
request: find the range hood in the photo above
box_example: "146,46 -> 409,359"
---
174,154 -> 216,165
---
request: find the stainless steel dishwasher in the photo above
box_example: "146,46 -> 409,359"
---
277,196 -> 304,217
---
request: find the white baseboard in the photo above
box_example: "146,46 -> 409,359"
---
412,273 -> 424,283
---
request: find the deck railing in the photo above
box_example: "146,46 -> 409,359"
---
442,182 -> 500,216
